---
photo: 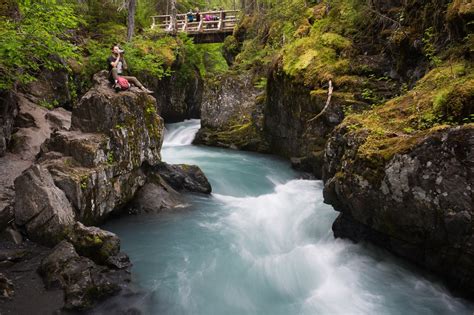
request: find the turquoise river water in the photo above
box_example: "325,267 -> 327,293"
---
103,119 -> 473,315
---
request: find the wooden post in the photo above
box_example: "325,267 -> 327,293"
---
218,11 -> 224,30
198,19 -> 203,32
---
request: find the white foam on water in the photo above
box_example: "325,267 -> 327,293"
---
105,120 -> 474,315
163,119 -> 201,147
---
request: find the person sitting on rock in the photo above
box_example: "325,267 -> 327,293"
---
107,45 -> 153,94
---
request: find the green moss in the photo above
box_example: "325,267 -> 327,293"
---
80,175 -> 89,190
339,61 -> 473,172
282,32 -> 352,85
106,151 -> 114,165
85,234 -> 103,246
320,33 -> 352,51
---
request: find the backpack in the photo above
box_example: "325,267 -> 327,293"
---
116,76 -> 130,91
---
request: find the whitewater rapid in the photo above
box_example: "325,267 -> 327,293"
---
103,120 -> 473,315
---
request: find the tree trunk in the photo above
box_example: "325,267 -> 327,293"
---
127,0 -> 136,42
170,0 -> 177,34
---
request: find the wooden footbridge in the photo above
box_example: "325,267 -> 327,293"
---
151,10 -> 240,43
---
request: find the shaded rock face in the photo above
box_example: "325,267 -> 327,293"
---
131,162 -> 212,214
39,240 -> 130,310
194,74 -> 269,152
323,124 -> 474,295
0,273 -> 14,299
20,59 -> 71,109
131,182 -> 183,214
264,69 -> 365,177
147,66 -> 203,123
0,91 -> 18,157
0,94 -> 59,232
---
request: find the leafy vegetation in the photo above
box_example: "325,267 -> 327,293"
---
0,0 -> 233,103
0,2 -> 81,89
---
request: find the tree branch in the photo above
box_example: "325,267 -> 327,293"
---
307,80 -> 333,123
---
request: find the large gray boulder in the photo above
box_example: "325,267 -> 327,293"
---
14,165 -> 75,246
323,124 -> 474,296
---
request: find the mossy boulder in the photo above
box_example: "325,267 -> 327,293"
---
28,71 -> 166,225
323,62 -> 474,296
71,71 -> 164,170
67,222 -> 120,265
194,73 -> 269,152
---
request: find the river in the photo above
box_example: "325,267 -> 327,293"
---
103,119 -> 473,315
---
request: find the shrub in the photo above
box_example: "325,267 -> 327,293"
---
0,2 -> 81,89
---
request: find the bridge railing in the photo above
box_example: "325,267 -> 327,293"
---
151,10 -> 240,34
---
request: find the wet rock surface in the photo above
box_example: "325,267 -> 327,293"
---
39,240 -> 130,310
131,182 -> 184,214
148,162 -> 212,194
323,124 -> 474,296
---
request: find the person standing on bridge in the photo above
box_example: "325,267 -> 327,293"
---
196,8 -> 201,22
107,45 -> 153,94
195,8 -> 201,22
187,10 -> 194,22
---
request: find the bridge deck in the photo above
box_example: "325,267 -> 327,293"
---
151,10 -> 240,36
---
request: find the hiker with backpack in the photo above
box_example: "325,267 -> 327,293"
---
107,45 -> 153,93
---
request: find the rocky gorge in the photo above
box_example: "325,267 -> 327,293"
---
189,0 -> 474,299
0,0 -> 473,311
0,70 -> 211,312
